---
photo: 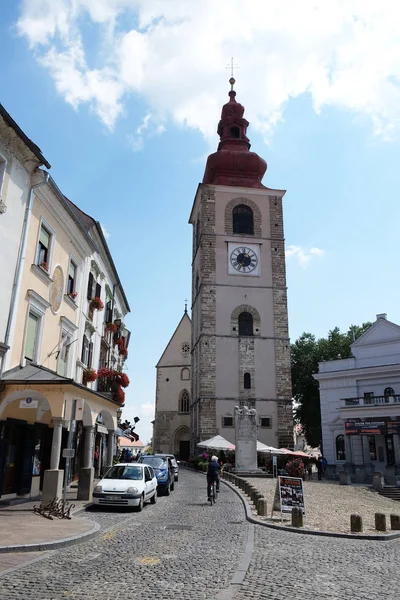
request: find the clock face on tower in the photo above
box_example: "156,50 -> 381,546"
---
229,246 -> 259,274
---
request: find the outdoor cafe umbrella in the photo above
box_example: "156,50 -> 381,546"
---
197,435 -> 235,451
256,441 -> 286,454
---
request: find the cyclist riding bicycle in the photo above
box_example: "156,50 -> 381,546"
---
207,455 -> 221,501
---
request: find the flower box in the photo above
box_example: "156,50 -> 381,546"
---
90,296 -> 104,311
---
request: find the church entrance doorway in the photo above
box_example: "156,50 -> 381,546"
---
179,441 -> 190,460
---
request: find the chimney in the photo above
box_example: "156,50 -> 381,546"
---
376,313 -> 387,320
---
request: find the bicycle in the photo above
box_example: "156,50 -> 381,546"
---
208,479 -> 218,506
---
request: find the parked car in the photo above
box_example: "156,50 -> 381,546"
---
93,463 -> 157,510
153,454 -> 179,482
137,455 -> 175,495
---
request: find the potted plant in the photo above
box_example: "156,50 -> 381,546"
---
39,261 -> 48,272
68,291 -> 78,300
105,322 -> 118,333
90,296 -> 104,311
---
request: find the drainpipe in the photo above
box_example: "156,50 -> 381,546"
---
2,171 -> 50,375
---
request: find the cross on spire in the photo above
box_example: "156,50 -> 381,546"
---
184,299 -> 188,314
226,57 -> 238,78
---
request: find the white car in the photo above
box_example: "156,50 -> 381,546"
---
93,463 -> 157,510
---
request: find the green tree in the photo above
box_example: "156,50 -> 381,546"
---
292,323 -> 372,448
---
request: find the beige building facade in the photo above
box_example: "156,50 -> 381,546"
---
189,82 -> 293,453
153,311 -> 191,460
0,107 -> 131,503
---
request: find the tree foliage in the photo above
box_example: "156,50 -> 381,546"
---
292,323 -> 372,448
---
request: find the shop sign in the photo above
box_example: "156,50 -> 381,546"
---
346,418 -> 400,435
20,397 -> 38,409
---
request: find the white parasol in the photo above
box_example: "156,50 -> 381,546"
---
197,435 -> 235,450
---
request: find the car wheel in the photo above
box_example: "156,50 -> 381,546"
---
170,480 -> 175,492
164,484 -> 170,496
150,491 -> 157,504
136,494 -> 144,512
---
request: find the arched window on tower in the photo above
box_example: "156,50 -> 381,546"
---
244,373 -> 251,389
238,312 -> 253,336
336,435 -> 346,461
230,126 -> 240,138
179,390 -> 190,413
233,204 -> 254,235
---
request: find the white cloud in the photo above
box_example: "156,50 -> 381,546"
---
127,111 -> 165,151
16,0 -> 400,139
285,245 -> 325,268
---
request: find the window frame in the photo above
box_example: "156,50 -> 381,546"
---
36,219 -> 55,272
179,390 -> 190,414
335,434 -> 346,461
222,415 -> 234,428
181,368 -> 190,381
57,316 -> 78,377
238,312 -> 254,336
232,204 -> 254,235
23,290 -> 50,364
259,416 -> 272,429
67,256 -> 78,296
244,372 -> 251,390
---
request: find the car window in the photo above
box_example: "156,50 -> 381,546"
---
138,457 -> 164,468
148,466 -> 154,478
104,465 -> 143,480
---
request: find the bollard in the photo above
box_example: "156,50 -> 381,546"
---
257,497 -> 268,516
350,514 -> 363,533
375,513 -> 387,532
291,507 -> 304,528
390,514 -> 400,530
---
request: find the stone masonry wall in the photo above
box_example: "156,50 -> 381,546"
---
269,195 -> 293,448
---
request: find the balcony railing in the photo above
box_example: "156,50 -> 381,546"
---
342,395 -> 400,407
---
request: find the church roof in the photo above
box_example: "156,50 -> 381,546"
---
202,78 -> 267,188
156,311 -> 191,368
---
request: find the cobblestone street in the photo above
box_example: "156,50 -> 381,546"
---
1,470 -> 400,600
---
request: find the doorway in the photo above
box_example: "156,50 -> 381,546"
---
385,434 -> 395,466
179,441 -> 190,461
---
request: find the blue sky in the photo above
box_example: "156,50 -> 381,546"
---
2,1 -> 400,443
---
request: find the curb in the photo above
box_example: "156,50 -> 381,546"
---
222,477 -> 400,542
182,466 -> 400,541
0,520 -> 101,554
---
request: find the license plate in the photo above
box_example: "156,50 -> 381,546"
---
107,495 -> 121,499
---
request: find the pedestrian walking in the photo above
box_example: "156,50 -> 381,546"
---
317,457 -> 323,481
307,461 -> 313,480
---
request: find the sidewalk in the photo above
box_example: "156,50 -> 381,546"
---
0,490 -> 98,555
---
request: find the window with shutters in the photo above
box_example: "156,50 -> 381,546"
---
67,260 -> 77,294
222,415 -> 234,428
25,312 -> 39,361
105,301 -> 113,324
95,282 -> 101,299
87,272 -> 94,300
238,312 -> 253,336
81,335 -> 90,365
36,223 -> 53,271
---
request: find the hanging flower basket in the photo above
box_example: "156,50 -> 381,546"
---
105,322 -> 118,333
83,368 -> 97,384
90,296 -> 104,311
114,387 -> 125,405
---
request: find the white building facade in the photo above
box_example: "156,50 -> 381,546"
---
315,314 -> 400,484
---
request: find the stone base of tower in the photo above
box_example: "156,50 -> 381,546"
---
277,398 -> 294,449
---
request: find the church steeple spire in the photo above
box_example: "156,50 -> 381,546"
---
202,79 -> 267,188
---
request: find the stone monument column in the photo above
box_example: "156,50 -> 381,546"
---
234,405 -> 259,473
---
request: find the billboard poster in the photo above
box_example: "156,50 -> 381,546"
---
345,419 -> 388,435
278,476 -> 305,515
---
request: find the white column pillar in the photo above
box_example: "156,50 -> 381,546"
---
83,425 -> 94,469
50,418 -> 64,470
107,431 -> 114,467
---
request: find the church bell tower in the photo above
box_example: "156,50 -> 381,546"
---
189,78 -> 293,452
